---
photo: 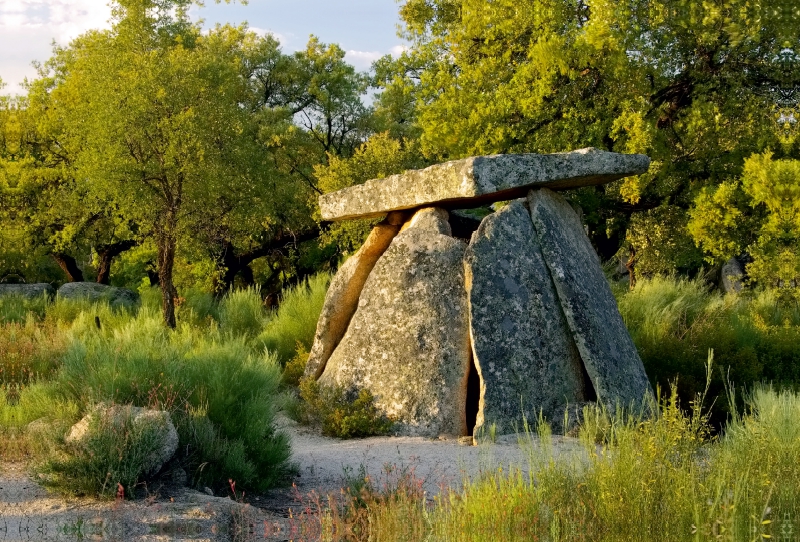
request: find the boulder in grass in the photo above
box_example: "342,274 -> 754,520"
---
66,404 -> 179,477
0,283 -> 55,299
57,282 -> 139,308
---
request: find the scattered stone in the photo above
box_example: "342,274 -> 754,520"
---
319,207 -> 471,438
457,436 -> 474,446
528,189 -> 652,409
465,199 -> 589,435
721,256 -> 746,294
0,283 -> 55,299
320,148 -> 650,221
305,211 -> 407,379
203,487 -> 214,496
57,282 -> 139,308
66,404 -> 179,476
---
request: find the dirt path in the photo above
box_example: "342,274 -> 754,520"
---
0,416 -> 587,541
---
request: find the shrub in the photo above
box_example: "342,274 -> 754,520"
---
257,273 -> 330,364
29,310 -> 292,493
298,376 -> 393,439
218,287 -> 266,339
37,405 -> 170,499
281,342 -> 310,388
615,275 -> 800,425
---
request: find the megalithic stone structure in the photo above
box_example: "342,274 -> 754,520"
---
307,148 -> 653,438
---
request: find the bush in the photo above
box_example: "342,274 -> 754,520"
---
257,273 -> 330,364
298,376 -> 393,439
37,405 -> 172,499
281,342 -> 310,388
616,276 -> 800,425
218,287 -> 266,339
27,309 -> 292,494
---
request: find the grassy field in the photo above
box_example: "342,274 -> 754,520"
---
1,274 -> 799,540
0,276 -> 330,497
299,384 -> 800,541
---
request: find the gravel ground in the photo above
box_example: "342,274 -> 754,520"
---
0,416 -> 588,541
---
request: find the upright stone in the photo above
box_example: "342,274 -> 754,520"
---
319,207 -> 471,437
305,212 -> 407,379
528,189 -> 652,408
721,256 -> 745,294
465,200 -> 588,435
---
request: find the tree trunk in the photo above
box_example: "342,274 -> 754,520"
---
95,240 -> 137,285
157,228 -> 178,329
51,252 -> 84,282
626,246 -> 638,290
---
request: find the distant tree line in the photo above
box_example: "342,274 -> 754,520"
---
1,0 -> 798,326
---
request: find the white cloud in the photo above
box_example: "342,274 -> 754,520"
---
390,44 -> 409,56
248,26 -> 290,46
345,50 -> 383,69
0,0 -> 112,94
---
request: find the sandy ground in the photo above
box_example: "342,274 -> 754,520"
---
0,416 -> 587,541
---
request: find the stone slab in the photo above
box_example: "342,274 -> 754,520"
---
320,148 -> 650,221
465,199 -> 588,435
527,188 -> 652,409
319,208 -> 471,437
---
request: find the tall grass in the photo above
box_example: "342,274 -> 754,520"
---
0,290 -> 294,495
616,276 -> 800,424
258,273 -> 330,364
218,286 -> 267,339
309,386 -> 800,541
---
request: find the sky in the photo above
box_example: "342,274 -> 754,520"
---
0,0 -> 407,96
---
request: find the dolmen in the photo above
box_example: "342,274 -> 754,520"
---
306,148 -> 653,438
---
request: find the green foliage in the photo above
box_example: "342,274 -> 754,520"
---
298,377 -> 394,439
616,275 -> 800,426
257,272 -> 330,364
384,0 -> 794,271
37,406 -> 172,499
218,287 -> 267,339
625,206 -> 704,276
281,342 -> 309,388
315,132 -> 425,255
690,152 -> 800,300
315,387 -> 800,541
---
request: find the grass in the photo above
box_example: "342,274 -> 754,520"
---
303,383 -> 800,541
615,275 -> 800,426
0,275 -> 332,497
257,273 -> 331,364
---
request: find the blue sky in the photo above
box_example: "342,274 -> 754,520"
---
0,0 -> 407,95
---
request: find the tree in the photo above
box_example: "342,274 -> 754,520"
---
380,0 -> 795,270
689,152 -> 800,301
40,1 -> 278,327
